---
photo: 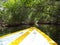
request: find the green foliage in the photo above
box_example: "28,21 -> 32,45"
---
2,0 -> 52,24
0,0 -> 59,23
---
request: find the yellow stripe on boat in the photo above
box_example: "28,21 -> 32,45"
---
0,27 -> 58,45
32,27 -> 58,45
9,28 -> 33,45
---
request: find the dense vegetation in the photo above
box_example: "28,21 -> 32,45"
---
0,0 -> 60,44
